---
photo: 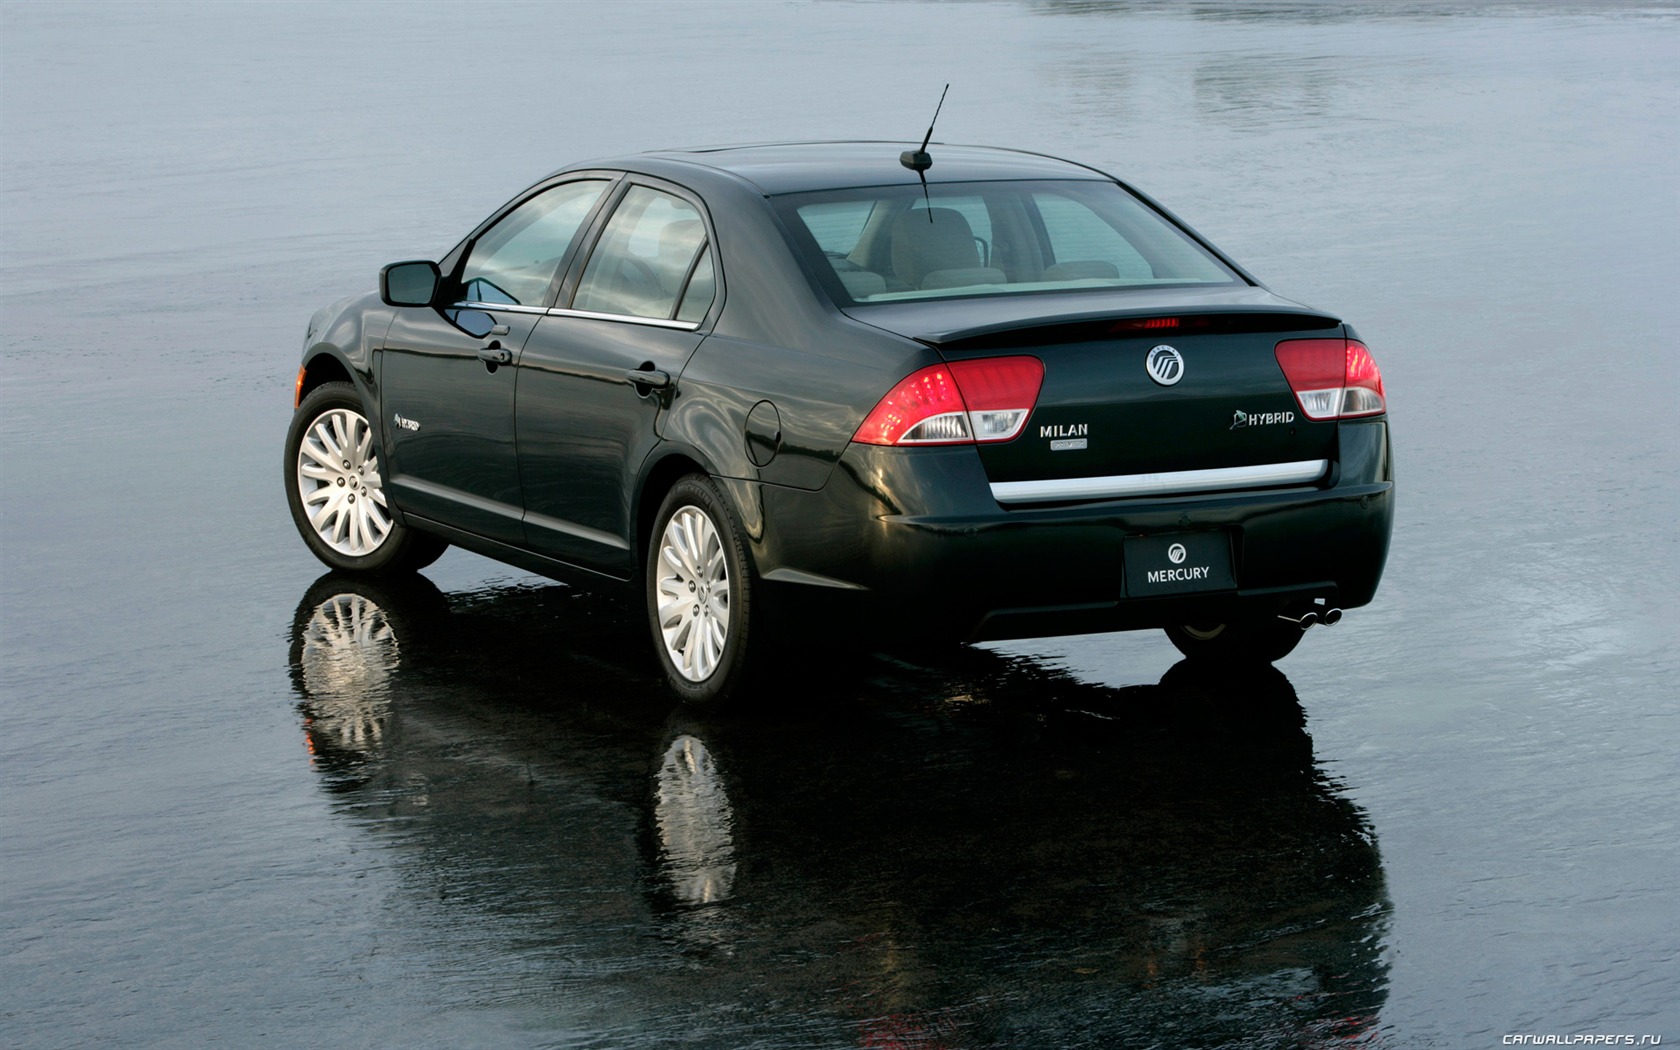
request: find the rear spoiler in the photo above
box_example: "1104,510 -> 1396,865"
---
840,286 -> 1342,349
923,308 -> 1343,353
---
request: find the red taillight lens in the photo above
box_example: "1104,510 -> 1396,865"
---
853,356 -> 1044,446
852,365 -> 968,446
949,356 -> 1046,441
1342,341 -> 1386,416
1274,339 -> 1386,420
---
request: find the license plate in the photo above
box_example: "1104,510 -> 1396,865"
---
1123,531 -> 1235,596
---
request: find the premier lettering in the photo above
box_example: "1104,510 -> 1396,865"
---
1147,566 -> 1211,583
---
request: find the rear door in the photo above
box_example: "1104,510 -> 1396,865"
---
515,181 -> 718,575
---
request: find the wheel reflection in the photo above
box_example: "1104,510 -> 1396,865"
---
297,591 -> 398,735
288,574 -> 445,787
655,732 -> 738,906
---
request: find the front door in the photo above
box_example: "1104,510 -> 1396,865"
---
380,178 -> 611,544
380,304 -> 542,543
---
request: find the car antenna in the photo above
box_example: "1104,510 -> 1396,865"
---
900,83 -> 949,221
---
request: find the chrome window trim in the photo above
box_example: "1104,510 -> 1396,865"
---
454,301 -> 549,315
989,459 -> 1330,505
544,307 -> 702,331
452,302 -> 702,331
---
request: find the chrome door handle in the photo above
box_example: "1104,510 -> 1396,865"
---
477,346 -> 513,365
626,367 -> 671,389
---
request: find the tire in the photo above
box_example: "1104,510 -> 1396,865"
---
285,381 -> 447,575
645,475 -> 757,706
1164,615 -> 1306,665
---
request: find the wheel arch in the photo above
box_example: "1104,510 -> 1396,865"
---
635,451 -> 710,570
634,447 -> 766,580
296,350 -> 360,409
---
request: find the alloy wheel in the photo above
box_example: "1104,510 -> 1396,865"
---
654,506 -> 731,682
295,407 -> 392,557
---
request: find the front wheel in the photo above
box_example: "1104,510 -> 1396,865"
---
1164,616 -> 1306,665
284,381 -> 446,575
646,475 -> 756,706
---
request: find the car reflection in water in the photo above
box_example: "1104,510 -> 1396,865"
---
288,572 -> 1391,1048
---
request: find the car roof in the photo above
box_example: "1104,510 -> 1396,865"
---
576,141 -> 1118,195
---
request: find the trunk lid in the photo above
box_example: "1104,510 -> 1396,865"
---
846,289 -> 1344,499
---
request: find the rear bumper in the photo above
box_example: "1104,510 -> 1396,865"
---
739,420 -> 1393,643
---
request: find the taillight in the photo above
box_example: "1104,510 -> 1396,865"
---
1274,339 -> 1387,420
853,356 -> 1044,446
1342,342 -> 1386,416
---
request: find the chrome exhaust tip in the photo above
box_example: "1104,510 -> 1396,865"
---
1279,606 -> 1343,630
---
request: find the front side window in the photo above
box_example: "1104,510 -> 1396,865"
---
572,186 -> 713,322
778,180 -> 1240,305
460,179 -> 609,307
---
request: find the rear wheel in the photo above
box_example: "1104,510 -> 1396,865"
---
646,475 -> 756,706
1165,616 -> 1305,665
285,381 -> 446,575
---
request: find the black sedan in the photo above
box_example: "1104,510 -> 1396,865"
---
284,141 -> 1393,704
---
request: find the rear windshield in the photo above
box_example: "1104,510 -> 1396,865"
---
776,180 -> 1242,305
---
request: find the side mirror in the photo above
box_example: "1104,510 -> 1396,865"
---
380,260 -> 441,307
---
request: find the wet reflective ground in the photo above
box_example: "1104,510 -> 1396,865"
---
286,577 -> 1387,1047
3,2 -> 1676,1047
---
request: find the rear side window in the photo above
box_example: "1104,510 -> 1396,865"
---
779,179 -> 1240,304
675,252 -> 715,324
573,186 -> 713,322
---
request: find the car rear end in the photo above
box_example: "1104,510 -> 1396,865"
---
766,314 -> 1390,646
761,165 -> 1393,649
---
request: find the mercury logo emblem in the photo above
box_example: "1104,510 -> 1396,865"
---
1168,542 -> 1187,565
1146,345 -> 1184,386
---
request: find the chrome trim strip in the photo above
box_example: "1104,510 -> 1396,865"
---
454,301 -> 549,315
452,301 -> 701,331
544,307 -> 701,331
761,567 -> 868,591
989,459 -> 1329,505
522,511 -> 630,551
390,476 -> 523,521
